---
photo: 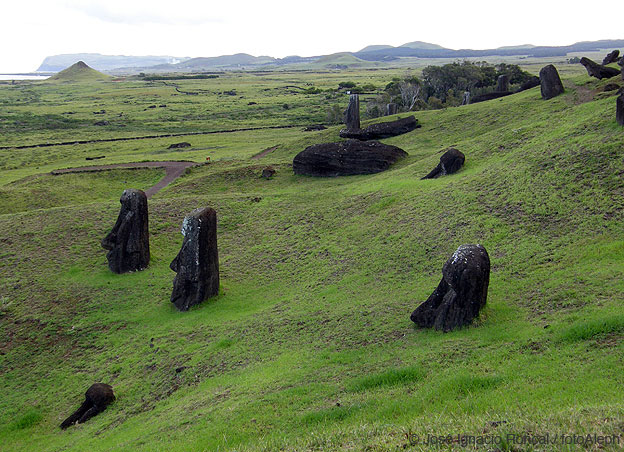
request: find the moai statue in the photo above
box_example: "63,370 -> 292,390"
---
539,65 -> 565,100
496,74 -> 509,92
343,94 -> 360,131
386,103 -> 398,116
101,189 -> 150,273
461,91 -> 471,105
170,207 -> 220,311
617,92 -> 624,126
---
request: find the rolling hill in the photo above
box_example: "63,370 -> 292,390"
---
46,61 -> 111,82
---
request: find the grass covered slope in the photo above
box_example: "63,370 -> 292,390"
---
0,72 -> 623,451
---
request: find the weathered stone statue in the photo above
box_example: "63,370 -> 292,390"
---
617,92 -> 624,126
170,207 -> 220,311
496,74 -> 509,92
101,189 -> 150,273
539,64 -> 565,100
461,91 -> 470,105
386,103 -> 398,116
60,383 -> 115,429
422,148 -> 465,179
411,244 -> 490,332
602,50 -> 620,66
580,57 -> 620,80
343,94 -> 360,131
340,116 -> 421,140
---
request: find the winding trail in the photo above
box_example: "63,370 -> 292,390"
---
51,161 -> 200,198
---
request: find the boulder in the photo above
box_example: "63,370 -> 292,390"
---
304,124 -> 327,131
580,57 -> 620,80
602,50 -> 620,66
168,142 -> 191,149
539,64 -> 565,100
386,103 -> 398,115
293,139 -> 407,177
339,116 -> 421,140
170,207 -> 220,311
422,148 -> 465,179
101,189 -> 150,274
94,120 -> 109,126
410,244 -> 490,332
517,76 -> 540,92
470,91 -> 513,104
261,167 -> 276,179
343,94 -> 360,132
617,93 -> 624,126
496,74 -> 509,92
60,383 -> 115,429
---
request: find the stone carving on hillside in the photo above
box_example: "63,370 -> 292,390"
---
602,50 -> 620,66
539,65 -> 565,100
617,92 -> 624,126
496,74 -> 510,92
293,139 -> 407,177
60,383 -> 115,429
422,148 -> 465,179
101,189 -> 150,274
580,57 -> 620,80
339,116 -> 421,140
343,94 -> 360,132
170,207 -> 220,311
411,244 -> 490,332
386,103 -> 398,116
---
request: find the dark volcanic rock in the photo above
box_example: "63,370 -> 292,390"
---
168,142 -> 191,149
422,148 -> 465,179
539,65 -> 565,100
101,189 -> 150,274
470,91 -> 513,104
293,139 -> 407,177
604,83 -> 620,92
496,74 -> 510,92
580,57 -> 620,80
170,207 -> 220,311
617,93 -> 624,126
602,50 -> 620,66
339,116 -> 421,140
261,167 -> 276,179
94,120 -> 109,126
410,244 -> 490,332
343,94 -> 360,131
518,76 -> 540,92
60,383 -> 115,429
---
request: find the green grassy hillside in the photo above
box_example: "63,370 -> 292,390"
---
0,67 -> 623,451
46,61 -> 111,83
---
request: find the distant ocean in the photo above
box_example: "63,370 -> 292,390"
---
0,74 -> 51,80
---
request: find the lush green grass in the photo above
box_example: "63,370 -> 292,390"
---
0,64 -> 623,451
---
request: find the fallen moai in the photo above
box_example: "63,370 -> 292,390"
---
60,383 -> 115,429
422,148 -> 465,179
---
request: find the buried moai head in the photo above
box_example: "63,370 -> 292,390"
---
411,244 -> 490,332
170,207 -> 220,311
343,94 -> 361,131
60,383 -> 115,429
539,65 -> 565,100
101,189 -> 150,274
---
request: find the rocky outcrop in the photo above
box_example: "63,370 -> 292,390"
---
580,57 -> 620,79
170,208 -> 220,311
60,383 -> 115,429
339,116 -> 421,140
603,50 -> 620,66
422,148 -> 465,179
539,65 -> 565,100
293,139 -> 407,177
101,189 -> 150,274
343,94 -> 360,132
410,244 -> 490,332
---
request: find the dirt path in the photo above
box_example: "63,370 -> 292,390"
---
251,145 -> 278,160
51,161 -> 200,198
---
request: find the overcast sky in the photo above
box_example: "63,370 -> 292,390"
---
2,0 -> 622,72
